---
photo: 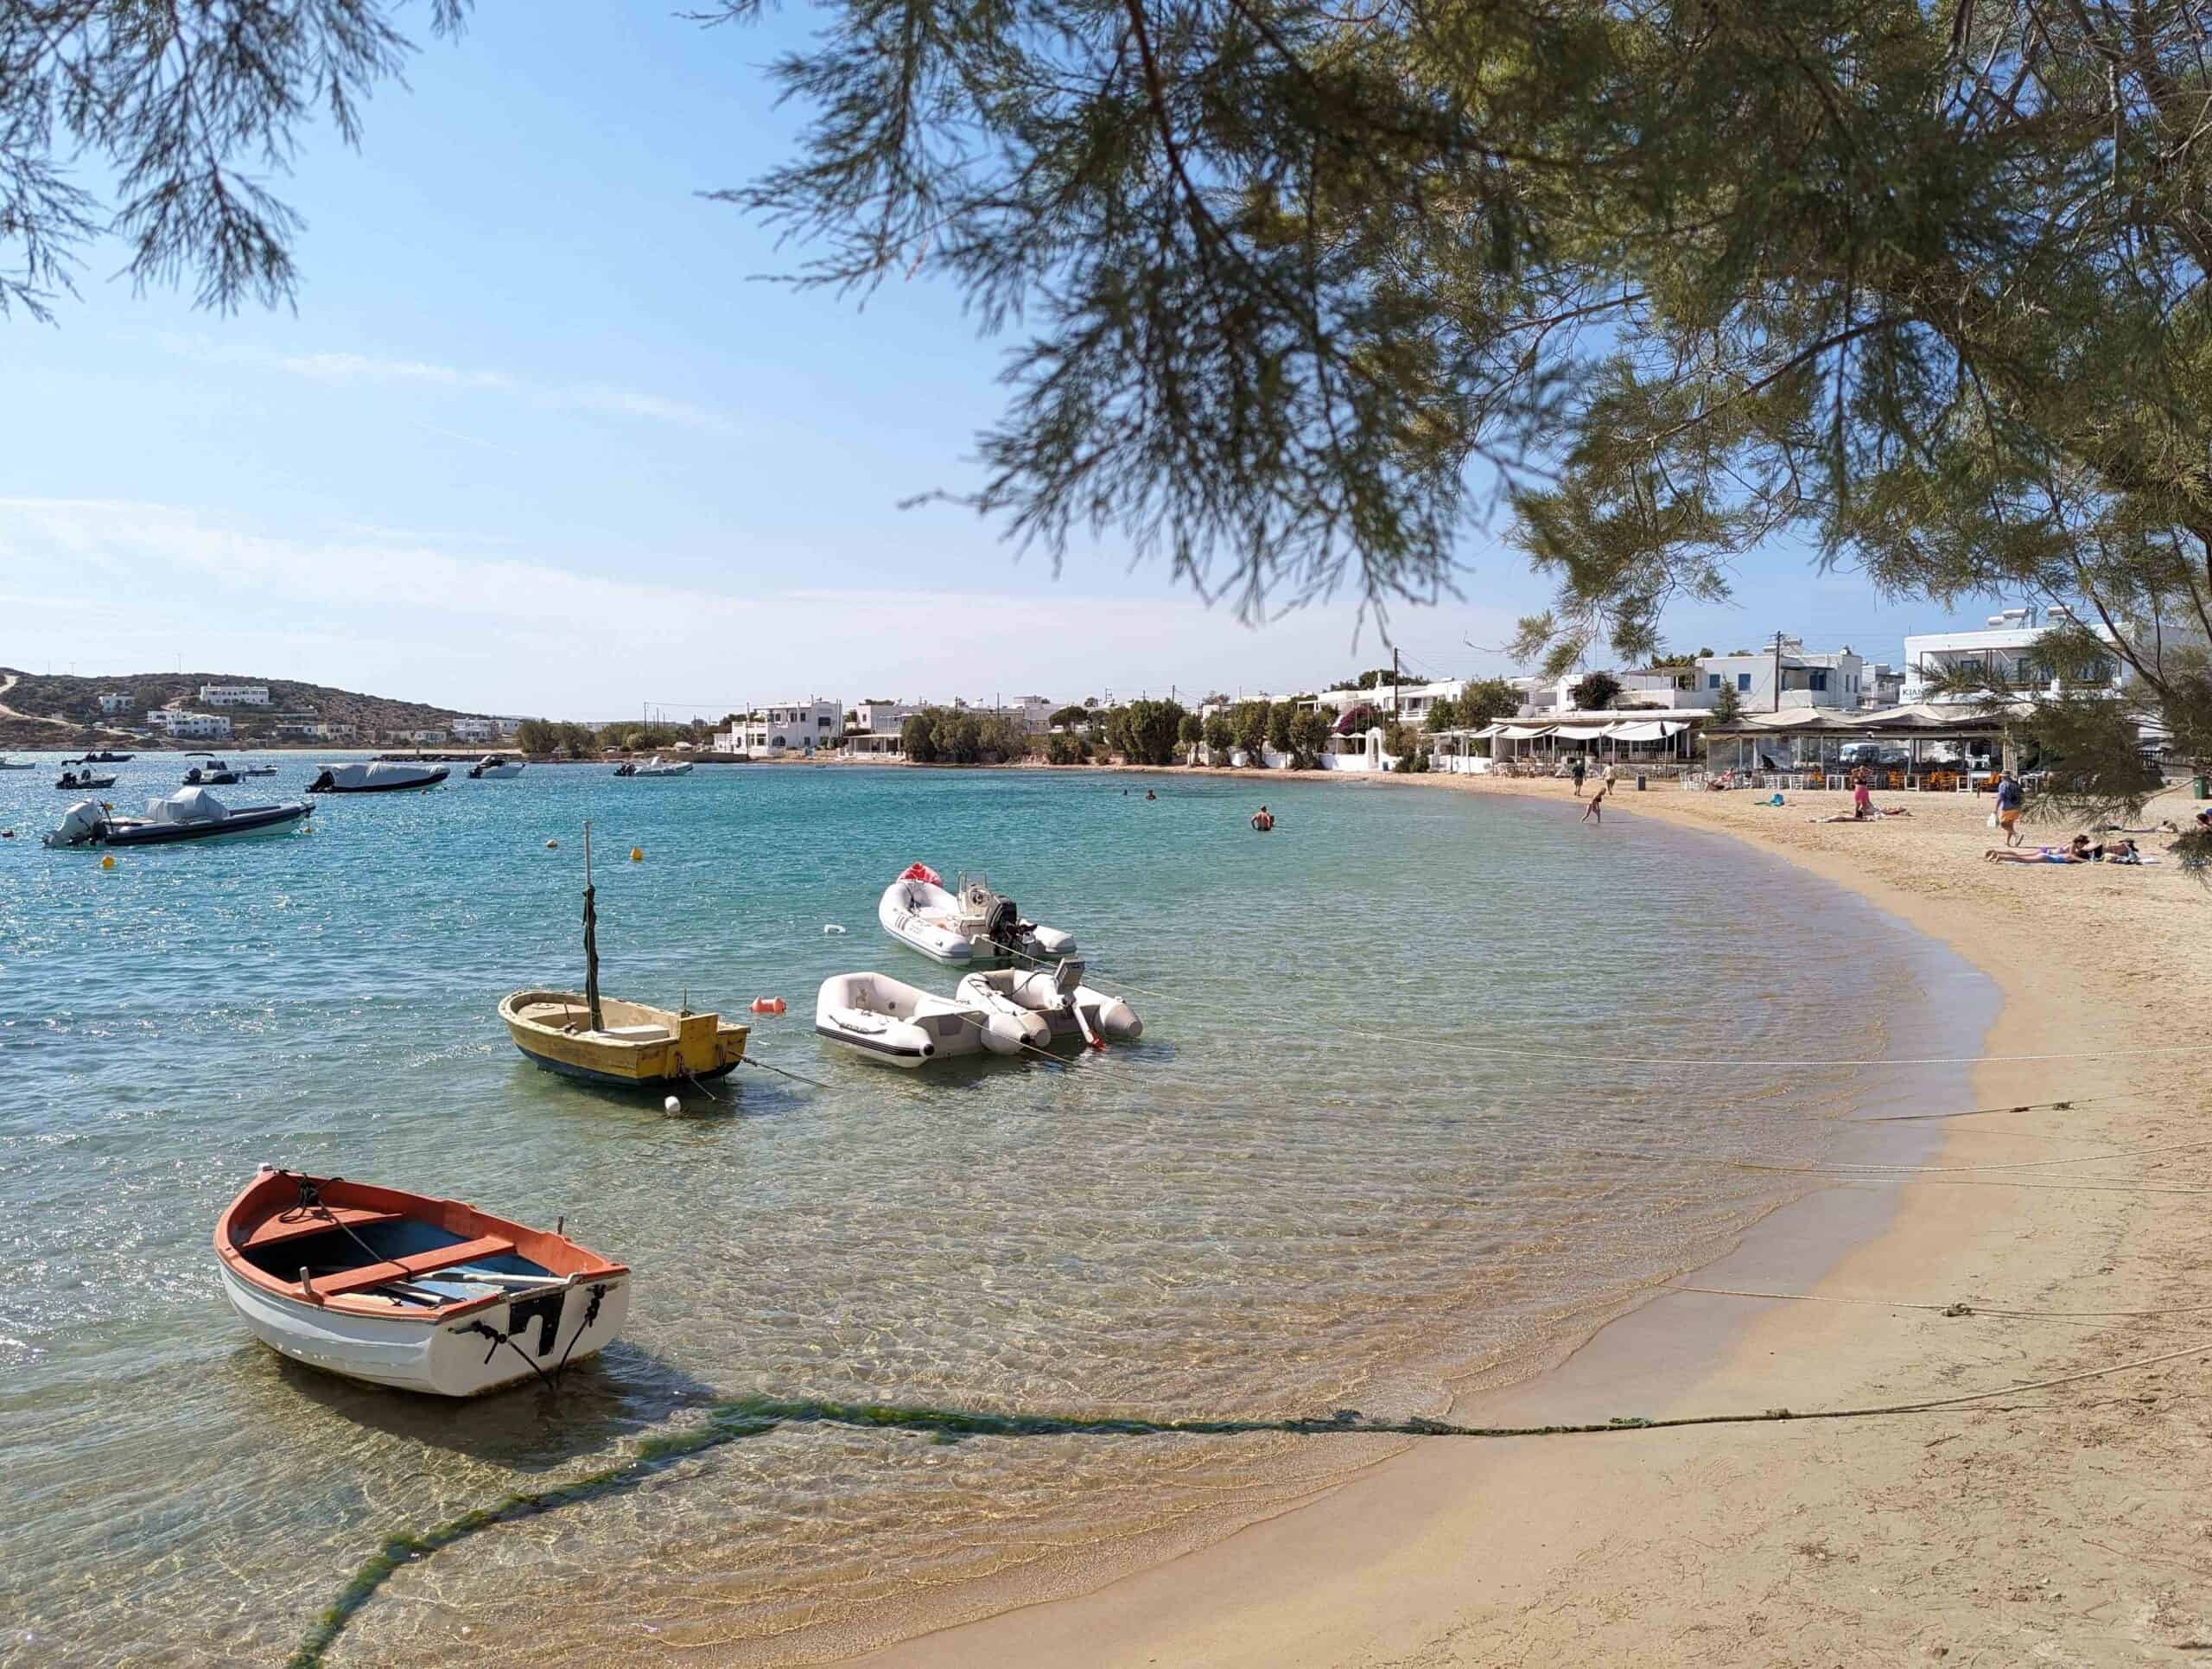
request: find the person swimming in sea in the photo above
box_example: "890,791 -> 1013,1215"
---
1250,806 -> 1274,831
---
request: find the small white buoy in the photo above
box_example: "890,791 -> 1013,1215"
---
545,838 -> 558,849
823,924 -> 846,934
664,1095 -> 682,1114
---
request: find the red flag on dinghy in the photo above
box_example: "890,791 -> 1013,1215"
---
899,862 -> 944,886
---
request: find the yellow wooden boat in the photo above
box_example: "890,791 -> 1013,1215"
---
502,822 -> 747,1092
499,991 -> 747,1089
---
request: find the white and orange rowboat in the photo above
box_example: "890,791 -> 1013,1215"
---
213,1167 -> 631,1397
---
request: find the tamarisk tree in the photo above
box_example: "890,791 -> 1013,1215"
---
8,2 -> 2211,840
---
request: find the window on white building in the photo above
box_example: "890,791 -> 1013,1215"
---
1707,674 -> 1721,690
1736,673 -> 1751,691
1808,670 -> 1828,692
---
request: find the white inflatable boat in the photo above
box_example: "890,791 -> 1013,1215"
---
814,971 -> 1046,1067
957,959 -> 1142,1048
877,864 -> 1077,965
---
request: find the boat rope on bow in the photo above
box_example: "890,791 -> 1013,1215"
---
287,1334 -> 2212,1669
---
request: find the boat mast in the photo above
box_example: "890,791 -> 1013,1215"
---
582,820 -> 604,1033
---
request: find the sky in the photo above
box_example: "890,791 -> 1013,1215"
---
1,3 -> 1993,722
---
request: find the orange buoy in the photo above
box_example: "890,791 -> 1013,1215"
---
750,997 -> 786,1015
630,847 -> 643,863
100,855 -> 116,870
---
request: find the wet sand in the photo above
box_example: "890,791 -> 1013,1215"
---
855,773 -> 2212,1666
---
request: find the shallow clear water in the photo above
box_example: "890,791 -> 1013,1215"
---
0,756 -> 1986,1664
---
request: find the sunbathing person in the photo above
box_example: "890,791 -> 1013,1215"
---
1983,835 -> 2094,864
2093,819 -> 2180,835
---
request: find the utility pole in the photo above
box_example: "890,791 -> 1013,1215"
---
1770,629 -> 1787,713
1392,647 -> 1402,720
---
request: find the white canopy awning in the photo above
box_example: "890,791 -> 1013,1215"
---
1549,723 -> 1611,739
1496,724 -> 1554,739
1468,723 -> 1510,739
1608,719 -> 1686,741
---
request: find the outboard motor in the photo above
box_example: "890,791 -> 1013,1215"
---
984,894 -> 1020,946
307,769 -> 335,793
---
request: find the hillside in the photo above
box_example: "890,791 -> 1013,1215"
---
0,668 -> 501,749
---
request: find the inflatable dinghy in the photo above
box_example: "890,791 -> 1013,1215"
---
815,971 -> 1046,1067
878,864 -> 1076,965
957,959 -> 1142,1048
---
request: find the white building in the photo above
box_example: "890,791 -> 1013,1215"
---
272,717 -> 355,741
450,717 -> 498,742
144,710 -> 232,740
1901,608 -> 2126,704
391,727 -> 447,745
845,700 -> 924,759
1693,640 -> 1866,711
1303,679 -> 1469,723
715,698 -> 842,756
197,684 -> 270,707
495,717 -> 526,739
97,691 -> 130,715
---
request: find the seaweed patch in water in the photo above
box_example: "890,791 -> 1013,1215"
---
289,1396 -> 1670,1667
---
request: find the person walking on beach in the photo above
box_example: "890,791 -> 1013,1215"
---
1852,766 -> 1873,819
1602,760 -> 1618,794
1995,771 -> 2025,845
1570,755 -> 1586,796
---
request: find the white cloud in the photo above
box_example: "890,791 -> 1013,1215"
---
0,499 -> 1526,717
156,335 -> 739,436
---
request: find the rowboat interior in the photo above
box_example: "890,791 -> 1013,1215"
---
219,1175 -> 623,1319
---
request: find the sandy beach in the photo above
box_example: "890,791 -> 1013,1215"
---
860,771 -> 2212,1667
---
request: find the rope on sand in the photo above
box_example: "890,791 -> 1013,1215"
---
287,1338 -> 2212,1667
1669,1284 -> 2212,1322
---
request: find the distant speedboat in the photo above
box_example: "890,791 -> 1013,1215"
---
213,1166 -> 632,1398
307,761 -> 448,793
238,765 -> 277,777
879,863 -> 1077,965
54,769 -> 118,790
184,761 -> 240,785
45,787 -> 310,848
468,755 -> 525,780
0,758 -> 38,771
619,755 -> 691,778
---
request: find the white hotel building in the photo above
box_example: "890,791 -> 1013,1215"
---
715,698 -> 843,756
197,684 -> 270,707
1901,608 -> 2126,704
144,710 -> 233,740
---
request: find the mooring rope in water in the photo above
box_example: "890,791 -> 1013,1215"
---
286,1335 -> 2212,1668
737,1054 -> 836,1092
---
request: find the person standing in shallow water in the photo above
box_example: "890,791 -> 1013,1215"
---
1581,779 -> 1607,825
1250,806 -> 1274,831
1570,755 -> 1586,796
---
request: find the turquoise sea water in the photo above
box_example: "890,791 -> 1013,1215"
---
0,756 -> 1990,1665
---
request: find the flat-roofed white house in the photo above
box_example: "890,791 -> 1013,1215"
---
450,717 -> 499,742
272,717 -> 355,740
1692,641 -> 1866,711
843,700 -> 924,758
715,698 -> 842,756
97,691 -> 130,715
145,710 -> 232,739
197,684 -> 270,707
1901,608 -> 2127,704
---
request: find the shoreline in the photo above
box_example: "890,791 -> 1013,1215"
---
848,769 -> 2209,1666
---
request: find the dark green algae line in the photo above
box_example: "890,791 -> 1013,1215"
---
289,1392 -> 1807,1667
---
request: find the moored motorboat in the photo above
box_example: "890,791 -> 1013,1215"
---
468,755 -> 525,780
500,822 -> 748,1093
239,765 -> 277,776
184,761 -> 240,785
957,959 -> 1143,1048
0,758 -> 35,770
45,787 -> 311,848
878,863 -> 1077,965
54,768 -> 118,789
814,970 -> 1044,1067
213,1167 -> 631,1397
620,755 -> 691,778
307,761 -> 449,793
